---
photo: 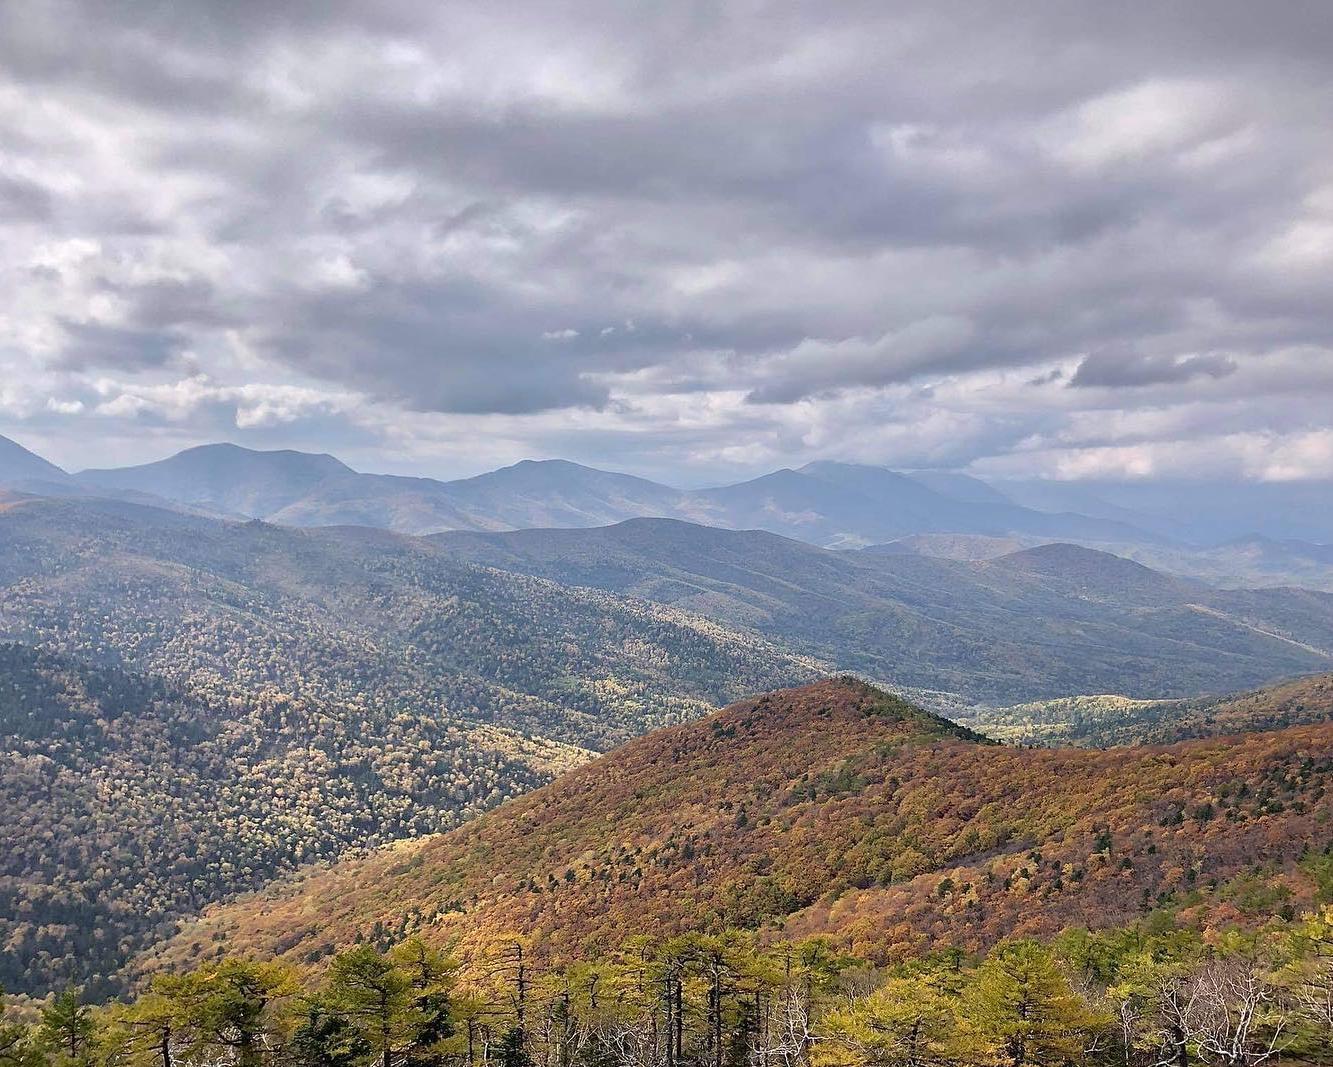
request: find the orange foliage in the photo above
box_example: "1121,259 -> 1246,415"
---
140,678 -> 1333,979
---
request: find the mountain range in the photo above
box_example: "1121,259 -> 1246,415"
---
6,434 -> 1332,593
428,519 -> 1333,703
4,431 -> 1333,1000
0,494 -> 816,995
0,434 -> 1174,546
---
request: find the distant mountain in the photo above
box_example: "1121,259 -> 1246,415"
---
996,478 -> 1333,544
363,459 -> 687,530
1110,535 -> 1333,592
688,462 -> 1156,547
432,518 -> 1333,703
987,542 -> 1202,602
877,529 -> 1333,593
902,469 -> 1013,506
60,442 -> 1158,545
0,433 -> 67,486
78,442 -> 355,518
142,677 -> 1333,978
12,434 -> 1331,579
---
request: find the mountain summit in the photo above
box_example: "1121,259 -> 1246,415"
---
77,443 -> 354,518
0,434 -> 67,486
144,677 -> 1333,977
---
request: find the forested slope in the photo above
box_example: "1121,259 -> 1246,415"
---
0,499 -> 817,995
432,519 -> 1333,703
963,671 -> 1333,746
146,679 -> 1333,977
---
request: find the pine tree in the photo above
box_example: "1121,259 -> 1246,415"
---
962,941 -> 1106,1067
815,974 -> 958,1067
39,987 -> 95,1066
325,945 -> 419,1067
498,1025 -> 532,1067
289,1003 -> 371,1067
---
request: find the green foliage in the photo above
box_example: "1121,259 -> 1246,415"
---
9,897 -> 1333,1067
37,990 -> 94,1067
963,941 -> 1106,1066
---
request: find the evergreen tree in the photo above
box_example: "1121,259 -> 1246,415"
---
289,1003 -> 371,1067
498,1026 -> 532,1067
390,940 -> 457,1067
39,987 -> 95,1066
815,974 -> 958,1067
176,960 -> 296,1067
963,941 -> 1106,1067
325,946 -> 419,1067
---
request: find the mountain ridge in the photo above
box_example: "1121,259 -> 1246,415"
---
0,434 -> 1164,546
429,516 -> 1333,704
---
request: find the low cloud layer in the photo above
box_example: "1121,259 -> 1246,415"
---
1,1 -> 1331,483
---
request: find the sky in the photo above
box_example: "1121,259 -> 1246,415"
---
1,1 -> 1332,485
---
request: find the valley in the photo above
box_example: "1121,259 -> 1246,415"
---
2,435 -> 1332,1064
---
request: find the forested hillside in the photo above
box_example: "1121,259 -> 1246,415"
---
5,494 -> 1332,1003
965,672 -> 1333,746
0,499 -> 817,995
431,519 -> 1333,703
0,643 -> 581,999
0,498 -> 817,749
146,679 -> 1333,981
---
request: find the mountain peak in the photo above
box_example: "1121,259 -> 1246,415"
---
0,433 -> 68,485
76,442 -> 354,518
706,676 -> 985,743
991,542 -> 1195,597
156,441 -> 352,472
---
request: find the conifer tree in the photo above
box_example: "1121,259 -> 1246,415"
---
962,941 -> 1106,1067
325,946 -> 419,1067
39,987 -> 95,1067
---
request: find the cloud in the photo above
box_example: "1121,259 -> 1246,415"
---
745,317 -> 977,404
0,1 -> 1332,481
1069,350 -> 1239,388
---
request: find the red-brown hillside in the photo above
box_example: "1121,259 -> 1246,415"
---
142,678 -> 1333,975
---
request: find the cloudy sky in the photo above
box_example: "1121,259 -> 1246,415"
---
2,1 -> 1332,484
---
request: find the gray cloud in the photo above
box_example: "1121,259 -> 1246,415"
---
1,1 -> 1332,479
1069,350 -> 1240,388
55,320 -> 187,371
0,174 -> 53,221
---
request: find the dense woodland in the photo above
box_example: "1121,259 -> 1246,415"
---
428,523 -> 1333,704
0,499 -> 816,996
0,643 -> 569,999
144,681 -> 1333,992
4,891 -> 1333,1067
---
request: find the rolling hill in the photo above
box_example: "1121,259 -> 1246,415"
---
430,519 -> 1333,704
143,677 -> 1333,978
